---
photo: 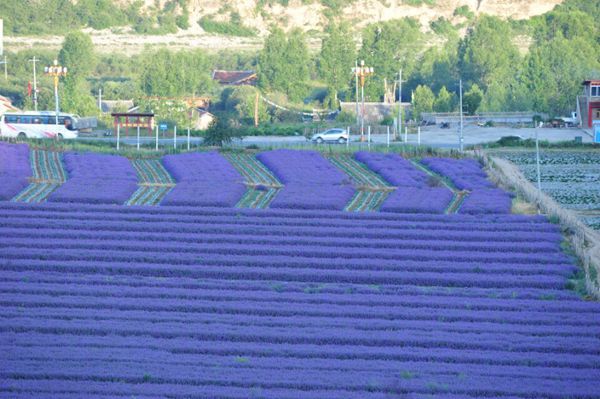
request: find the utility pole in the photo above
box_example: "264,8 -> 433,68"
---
459,79 -> 464,152
397,69 -> 403,141
0,56 -> 7,81
44,59 -> 67,126
354,60 -> 359,128
535,122 -> 542,191
98,88 -> 102,111
351,60 -> 374,141
28,56 -> 39,111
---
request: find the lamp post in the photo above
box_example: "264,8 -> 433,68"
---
352,60 -> 374,142
44,60 -> 67,126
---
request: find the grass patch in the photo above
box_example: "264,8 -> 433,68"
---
198,16 -> 258,37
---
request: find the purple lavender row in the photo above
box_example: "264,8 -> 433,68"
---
5,317 -> 599,355
0,231 -> 565,255
0,218 -> 563,242
0,269 -> 582,302
6,282 -> 595,312
2,357 -> 599,397
0,207 -> 559,232
5,304 -> 599,338
421,157 -> 492,190
1,246 -> 573,277
0,200 -> 553,225
420,157 -> 514,214
5,345 -> 598,382
257,150 -> 355,210
0,142 -> 30,200
47,153 -> 138,205
0,379 -> 395,399
161,152 -> 246,207
0,257 -> 569,290
355,152 -> 453,213
0,243 -> 571,265
6,291 -> 597,324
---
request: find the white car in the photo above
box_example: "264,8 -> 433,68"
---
311,128 -> 349,144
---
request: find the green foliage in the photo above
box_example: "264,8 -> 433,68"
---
336,110 -> 356,124
459,16 -> 520,91
258,27 -> 310,102
358,18 -> 425,101
463,84 -> 483,115
221,86 -> 269,125
318,22 -> 356,108
139,49 -> 216,97
403,0 -> 436,5
453,5 -> 474,20
137,97 -> 191,129
198,14 -> 258,37
412,85 -> 435,120
203,115 -> 240,146
433,86 -> 455,112
57,32 -> 97,116
430,17 -> 457,38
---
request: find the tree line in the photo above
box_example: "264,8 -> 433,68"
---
0,0 -> 598,126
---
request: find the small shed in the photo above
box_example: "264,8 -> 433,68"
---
111,112 -> 155,136
189,108 -> 215,130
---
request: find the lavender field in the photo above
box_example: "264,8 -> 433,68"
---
0,143 -> 599,398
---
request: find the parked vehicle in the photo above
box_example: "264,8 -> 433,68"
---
311,128 -> 348,144
0,111 -> 89,140
559,112 -> 579,127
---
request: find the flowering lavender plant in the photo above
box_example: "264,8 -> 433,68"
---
421,157 -> 513,213
0,142 -> 31,200
161,152 -> 246,207
355,152 -> 452,213
48,153 -> 138,204
257,150 -> 355,210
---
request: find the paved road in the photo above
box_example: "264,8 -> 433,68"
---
77,126 -> 593,150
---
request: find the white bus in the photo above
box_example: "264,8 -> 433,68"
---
0,111 -> 79,140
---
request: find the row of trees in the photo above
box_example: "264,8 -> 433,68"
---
256,0 -> 599,117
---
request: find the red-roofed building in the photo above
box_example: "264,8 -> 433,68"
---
212,70 -> 257,86
579,79 -> 600,129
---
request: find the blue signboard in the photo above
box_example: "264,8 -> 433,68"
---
594,122 -> 600,144
159,123 -> 168,131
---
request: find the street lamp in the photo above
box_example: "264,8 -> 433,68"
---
44,60 -> 67,126
352,60 -> 374,142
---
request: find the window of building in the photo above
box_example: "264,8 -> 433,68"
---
591,85 -> 600,97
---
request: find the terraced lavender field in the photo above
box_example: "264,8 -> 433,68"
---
0,142 -> 599,398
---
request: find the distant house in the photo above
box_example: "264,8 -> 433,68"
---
190,108 -> 215,130
212,70 -> 257,86
0,95 -> 19,115
340,102 -> 411,124
579,79 -> 600,129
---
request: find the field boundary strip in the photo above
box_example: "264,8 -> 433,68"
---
410,159 -> 468,214
126,159 -> 175,206
483,153 -> 600,300
224,152 -> 283,209
328,154 -> 394,212
12,149 -> 66,203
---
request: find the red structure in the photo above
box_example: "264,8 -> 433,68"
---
111,112 -> 154,137
212,70 -> 257,86
580,80 -> 600,128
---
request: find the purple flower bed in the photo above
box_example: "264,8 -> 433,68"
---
257,150 -> 355,210
355,152 -> 452,213
0,203 -> 598,398
48,153 -> 138,204
421,157 -> 513,214
161,152 -> 246,207
0,142 -> 31,200
421,157 -> 493,190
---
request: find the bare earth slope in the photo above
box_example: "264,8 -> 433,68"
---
6,0 -> 563,53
